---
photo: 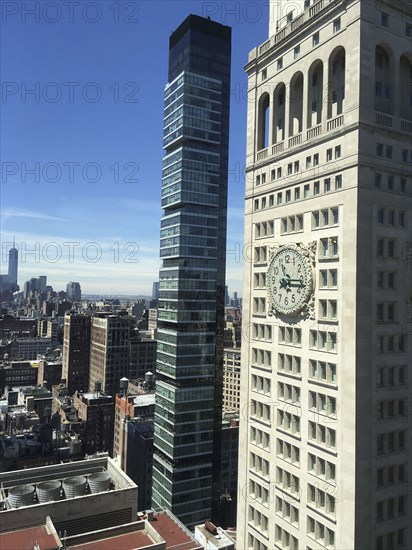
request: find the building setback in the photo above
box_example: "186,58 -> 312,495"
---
237,1 -> 412,549
152,14 -> 231,528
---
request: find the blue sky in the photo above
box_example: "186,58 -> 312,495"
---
1,0 -> 268,296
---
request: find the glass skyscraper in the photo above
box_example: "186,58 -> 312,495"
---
152,15 -> 231,528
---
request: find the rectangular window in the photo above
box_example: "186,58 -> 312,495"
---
304,184 -> 310,198
335,145 -> 341,158
326,148 -> 333,162
277,57 -> 283,71
313,153 -> 319,166
312,32 -> 319,46
377,143 -> 384,157
386,146 -> 392,159
335,175 -> 342,189
381,12 -> 388,27
376,81 -> 382,97
277,193 -> 282,205
402,149 -> 408,163
294,45 -> 301,59
333,17 -> 341,32
314,181 -> 320,195
375,173 -> 382,187
321,239 -> 329,257
331,238 -> 338,256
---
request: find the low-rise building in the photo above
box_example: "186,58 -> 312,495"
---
73,390 -> 115,456
0,457 -> 201,550
114,390 -> 155,511
194,522 -> 236,549
0,361 -> 38,394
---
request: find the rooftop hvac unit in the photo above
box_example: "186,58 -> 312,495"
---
36,480 -> 62,503
88,471 -> 111,493
62,476 -> 87,498
8,484 -> 35,508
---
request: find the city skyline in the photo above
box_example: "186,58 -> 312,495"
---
1,1 -> 269,295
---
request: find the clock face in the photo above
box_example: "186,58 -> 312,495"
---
267,246 -> 313,315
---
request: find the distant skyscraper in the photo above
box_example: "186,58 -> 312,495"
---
66,281 -> 81,302
152,14 -> 231,529
38,275 -> 47,293
0,241 -> 18,293
152,281 -> 160,301
8,241 -> 18,289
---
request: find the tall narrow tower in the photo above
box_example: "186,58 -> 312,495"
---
238,0 -> 411,548
8,239 -> 18,290
152,15 -> 231,529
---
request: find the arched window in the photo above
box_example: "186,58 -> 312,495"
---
307,60 -> 324,128
257,93 -> 270,150
328,47 -> 345,118
399,54 -> 412,120
272,83 -> 286,144
375,45 -> 393,115
289,72 -> 303,136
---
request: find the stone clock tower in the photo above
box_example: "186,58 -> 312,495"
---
237,0 -> 412,548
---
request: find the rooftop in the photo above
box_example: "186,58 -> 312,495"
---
0,457 -> 135,512
133,393 -> 155,408
194,523 -> 236,549
0,518 -> 60,550
68,529 -> 153,549
151,511 -> 202,550
247,0 -> 342,66
0,513 -> 202,550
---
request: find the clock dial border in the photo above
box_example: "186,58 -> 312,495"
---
267,242 -> 316,318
